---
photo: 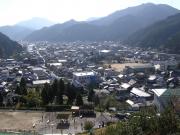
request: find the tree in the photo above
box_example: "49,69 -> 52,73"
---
20,77 -> 26,88
104,106 -> 180,135
20,78 -> 27,95
25,90 -> 41,108
58,79 -> 65,94
51,79 -> 58,97
94,95 -> 100,106
35,87 -> 41,96
41,83 -> 50,105
159,106 -> 178,135
56,79 -> 65,104
88,88 -> 95,102
15,85 -> 21,95
84,121 -> 94,131
66,83 -> 76,105
103,97 -> 111,110
56,94 -> 63,105
75,94 -> 83,106
177,63 -> 180,69
48,86 -> 54,103
0,93 -> 3,106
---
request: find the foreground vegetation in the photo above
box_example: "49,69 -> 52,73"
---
0,77 -> 96,110
105,107 -> 179,135
80,107 -> 179,135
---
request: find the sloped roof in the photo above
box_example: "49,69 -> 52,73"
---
152,89 -> 167,97
152,88 -> 180,97
131,88 -> 151,97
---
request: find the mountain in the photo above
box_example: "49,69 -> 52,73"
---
125,13 -> 180,54
53,23 -> 104,41
25,19 -> 80,41
0,32 -> 22,58
0,25 -> 33,41
102,15 -> 144,41
90,3 -> 179,26
25,3 -> 180,42
0,17 -> 55,41
16,17 -> 55,30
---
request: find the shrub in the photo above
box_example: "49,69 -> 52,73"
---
84,121 -> 94,131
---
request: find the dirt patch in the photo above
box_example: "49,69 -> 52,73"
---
0,111 -> 42,131
109,63 -> 149,72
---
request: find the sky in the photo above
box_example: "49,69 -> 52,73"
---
0,0 -> 179,26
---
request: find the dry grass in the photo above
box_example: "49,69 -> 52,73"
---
109,63 -> 149,72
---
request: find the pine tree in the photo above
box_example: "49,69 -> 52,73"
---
56,94 -> 63,105
75,94 -> 83,106
56,79 -> 65,104
0,93 -> 3,106
51,79 -> 58,97
94,95 -> 100,106
58,79 -> 65,94
88,88 -> 95,102
20,78 -> 27,95
66,83 -> 76,105
15,85 -> 21,95
48,85 -> 54,103
41,83 -> 50,105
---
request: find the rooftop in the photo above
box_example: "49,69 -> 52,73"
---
99,50 -> 111,53
73,71 -> 95,77
33,80 -> 50,85
48,63 -> 62,66
58,60 -> 67,63
152,88 -> 167,97
131,88 -> 151,97
121,83 -> 131,89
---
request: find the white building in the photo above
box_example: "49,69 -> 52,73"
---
72,71 -> 98,87
151,60 -> 177,71
131,88 -> 151,98
104,68 -> 116,78
33,80 -> 51,86
152,88 -> 180,112
152,88 -> 167,112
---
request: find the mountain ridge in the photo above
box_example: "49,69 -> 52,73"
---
124,13 -> 180,54
25,3 -> 180,42
0,25 -> 33,41
0,32 -> 22,58
16,17 -> 55,30
90,3 -> 179,26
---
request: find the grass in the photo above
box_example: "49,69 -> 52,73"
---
78,124 -> 116,135
78,127 -> 106,135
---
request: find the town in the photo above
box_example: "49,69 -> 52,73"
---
0,41 -> 179,135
